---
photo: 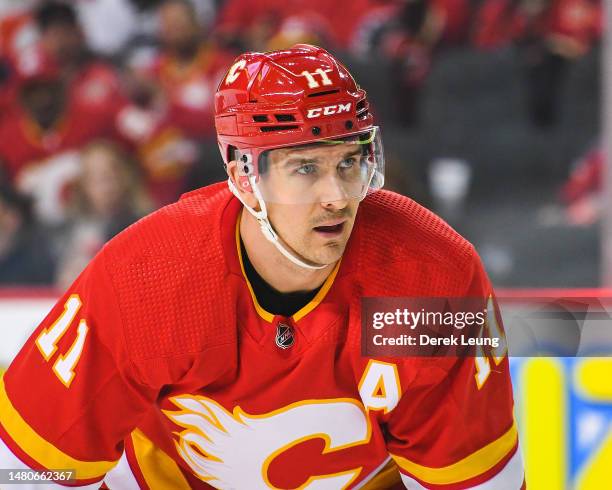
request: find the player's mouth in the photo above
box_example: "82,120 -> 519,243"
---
313,220 -> 347,237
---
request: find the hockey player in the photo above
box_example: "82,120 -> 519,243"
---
0,44 -> 525,489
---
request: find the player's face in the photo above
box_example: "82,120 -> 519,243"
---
262,142 -> 362,266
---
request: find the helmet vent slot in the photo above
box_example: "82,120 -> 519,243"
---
253,115 -> 269,122
260,125 -> 299,132
275,114 -> 296,122
356,100 -> 369,119
307,89 -> 339,97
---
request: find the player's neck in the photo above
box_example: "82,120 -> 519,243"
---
239,211 -> 335,294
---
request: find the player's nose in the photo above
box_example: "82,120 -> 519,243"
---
317,174 -> 350,209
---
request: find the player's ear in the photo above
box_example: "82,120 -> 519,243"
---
227,160 -> 259,208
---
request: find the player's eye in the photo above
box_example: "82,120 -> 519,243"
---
296,163 -> 316,175
338,157 -> 356,170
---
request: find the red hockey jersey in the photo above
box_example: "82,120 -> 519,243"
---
0,183 -> 524,489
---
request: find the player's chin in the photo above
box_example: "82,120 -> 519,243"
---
310,241 -> 346,265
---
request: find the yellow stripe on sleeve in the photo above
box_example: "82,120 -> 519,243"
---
0,378 -> 116,480
390,419 -> 519,485
131,428 -> 191,490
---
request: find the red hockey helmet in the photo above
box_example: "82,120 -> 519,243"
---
215,44 -> 384,204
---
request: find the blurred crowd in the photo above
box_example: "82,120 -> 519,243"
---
0,0 -> 604,287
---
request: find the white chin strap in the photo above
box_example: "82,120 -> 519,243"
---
227,176 -> 328,270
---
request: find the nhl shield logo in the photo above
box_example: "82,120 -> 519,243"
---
275,323 -> 294,349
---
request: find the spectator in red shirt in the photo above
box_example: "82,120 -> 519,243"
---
0,46 -> 119,225
377,0 -> 442,126
114,43 -> 205,208
518,0 -> 601,126
472,0 -> 602,126
34,1 -> 124,115
152,0 -> 234,139
214,0 -> 289,52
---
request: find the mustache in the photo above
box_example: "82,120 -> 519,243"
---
310,208 -> 354,227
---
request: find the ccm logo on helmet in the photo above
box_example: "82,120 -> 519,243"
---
306,103 -> 352,119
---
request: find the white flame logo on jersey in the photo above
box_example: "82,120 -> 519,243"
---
164,395 -> 371,489
306,103 -> 352,119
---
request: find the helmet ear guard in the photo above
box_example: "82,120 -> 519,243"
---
235,150 -> 255,192
225,146 -> 255,193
